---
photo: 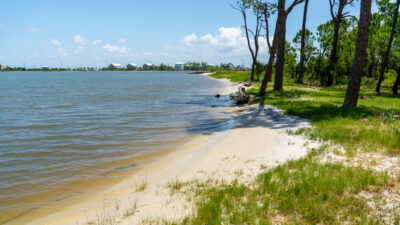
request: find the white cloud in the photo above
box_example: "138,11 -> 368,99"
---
102,43 -> 131,55
118,38 -> 127,43
162,27 -> 269,65
200,34 -> 219,45
28,27 -> 40,32
92,40 -> 102,46
182,33 -> 198,45
74,35 -> 86,45
50,39 -> 62,46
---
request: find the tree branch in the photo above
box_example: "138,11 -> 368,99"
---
329,0 -> 337,20
286,0 -> 305,16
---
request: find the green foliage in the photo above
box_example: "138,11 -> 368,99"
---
254,61 -> 266,81
293,28 -> 317,65
284,41 -> 298,78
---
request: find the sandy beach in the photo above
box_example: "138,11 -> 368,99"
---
24,75 -> 319,225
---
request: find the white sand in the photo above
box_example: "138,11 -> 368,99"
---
27,77 -> 319,225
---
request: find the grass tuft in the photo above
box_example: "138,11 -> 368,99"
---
134,176 -> 148,192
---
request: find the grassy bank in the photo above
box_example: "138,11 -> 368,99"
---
173,71 -> 400,224
181,156 -> 388,224
212,70 -> 400,156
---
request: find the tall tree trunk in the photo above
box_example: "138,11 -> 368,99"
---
296,0 -> 309,84
258,18 -> 279,97
376,0 -> 400,93
368,49 -> 376,78
273,0 -> 287,92
393,67 -> 400,94
343,0 -> 372,107
328,19 -> 342,86
250,61 -> 256,81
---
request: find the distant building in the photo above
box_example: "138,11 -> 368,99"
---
174,62 -> 185,71
143,63 -> 153,70
0,64 -> 7,70
109,63 -> 123,70
126,63 -> 137,70
42,66 -> 50,70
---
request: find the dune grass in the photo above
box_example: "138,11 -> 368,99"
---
179,155 -> 388,224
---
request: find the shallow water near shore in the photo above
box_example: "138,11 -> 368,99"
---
0,71 -> 233,224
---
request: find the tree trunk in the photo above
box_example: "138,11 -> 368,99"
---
367,49 -> 375,78
343,0 -> 372,107
258,21 -> 279,97
376,0 -> 400,93
297,0 -> 309,84
393,68 -> 400,95
327,19 -> 341,86
250,61 -> 256,81
273,0 -> 287,92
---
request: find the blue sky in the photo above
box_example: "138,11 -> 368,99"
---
0,0 -> 367,68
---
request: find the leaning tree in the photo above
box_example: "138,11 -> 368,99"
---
258,1 -> 277,97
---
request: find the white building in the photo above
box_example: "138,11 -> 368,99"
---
143,63 -> 153,70
0,64 -> 7,70
126,63 -> 137,70
109,63 -> 123,70
174,62 -> 185,71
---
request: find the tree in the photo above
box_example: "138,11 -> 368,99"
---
389,39 -> 400,94
296,0 -> 310,84
273,0 -> 305,92
376,0 -> 400,93
293,29 -> 316,81
393,67 -> 400,94
255,61 -> 266,81
285,41 -> 298,78
343,0 -> 372,107
327,0 -> 355,86
258,2 -> 277,97
232,0 -> 263,82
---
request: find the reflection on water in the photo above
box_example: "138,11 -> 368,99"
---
0,71 -> 233,224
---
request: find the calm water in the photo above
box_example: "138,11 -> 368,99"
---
0,71 -> 233,224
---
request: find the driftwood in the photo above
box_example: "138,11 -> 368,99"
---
230,86 -> 252,104
244,80 -> 252,87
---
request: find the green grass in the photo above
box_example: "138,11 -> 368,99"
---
180,156 -> 388,224
266,85 -> 398,155
209,70 -> 252,83
171,71 -> 399,224
244,79 -> 400,156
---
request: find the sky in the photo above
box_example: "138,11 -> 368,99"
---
0,0 -> 372,68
